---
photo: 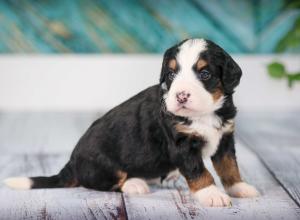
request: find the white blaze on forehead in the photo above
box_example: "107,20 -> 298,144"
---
174,39 -> 207,85
177,39 -> 207,72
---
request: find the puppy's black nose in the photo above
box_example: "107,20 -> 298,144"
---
176,91 -> 190,104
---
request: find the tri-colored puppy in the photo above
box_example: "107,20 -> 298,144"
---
4,38 -> 259,207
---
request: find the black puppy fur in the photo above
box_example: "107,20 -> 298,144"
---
15,39 -> 243,193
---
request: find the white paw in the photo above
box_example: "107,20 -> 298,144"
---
165,169 -> 181,182
226,182 -> 260,198
193,185 -> 231,207
121,178 -> 150,195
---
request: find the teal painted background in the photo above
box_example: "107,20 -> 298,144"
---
0,0 -> 299,53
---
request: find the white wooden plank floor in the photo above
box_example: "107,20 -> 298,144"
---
236,112 -> 300,208
0,112 -> 300,220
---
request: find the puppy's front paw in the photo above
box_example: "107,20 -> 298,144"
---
193,185 -> 231,207
121,178 -> 150,195
165,169 -> 181,182
226,182 -> 260,198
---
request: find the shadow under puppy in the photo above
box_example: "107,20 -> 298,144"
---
4,38 -> 259,207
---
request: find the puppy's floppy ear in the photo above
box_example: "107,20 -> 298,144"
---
221,51 -> 242,94
159,49 -> 170,85
159,46 -> 176,85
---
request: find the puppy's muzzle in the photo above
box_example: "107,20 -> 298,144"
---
176,91 -> 191,104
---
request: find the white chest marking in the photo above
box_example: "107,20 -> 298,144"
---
189,114 -> 223,158
183,115 -> 234,158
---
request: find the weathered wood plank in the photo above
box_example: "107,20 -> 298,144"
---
0,188 -> 126,220
237,112 -> 300,206
123,140 -> 300,220
0,154 -> 127,220
1,112 -> 300,219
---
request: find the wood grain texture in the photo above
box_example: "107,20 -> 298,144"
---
0,154 -> 126,220
1,112 -> 300,219
0,188 -> 126,220
123,140 -> 300,220
237,112 -> 300,207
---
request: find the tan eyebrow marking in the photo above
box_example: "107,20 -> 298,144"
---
168,59 -> 177,70
196,59 -> 207,71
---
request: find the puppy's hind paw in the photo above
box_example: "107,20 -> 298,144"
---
121,178 -> 150,195
226,182 -> 260,198
193,185 -> 231,207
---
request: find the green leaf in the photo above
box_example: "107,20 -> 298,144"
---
267,62 -> 286,78
290,73 -> 300,81
286,73 -> 300,88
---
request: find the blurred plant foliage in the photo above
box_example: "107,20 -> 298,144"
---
267,1 -> 300,88
267,62 -> 300,88
276,17 -> 300,52
276,0 -> 300,52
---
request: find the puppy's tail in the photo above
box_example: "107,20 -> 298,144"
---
3,162 -> 78,190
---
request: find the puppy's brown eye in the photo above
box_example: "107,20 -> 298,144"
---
198,70 -> 211,80
168,71 -> 177,80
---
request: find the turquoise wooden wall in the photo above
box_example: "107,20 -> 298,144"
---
0,0 -> 299,53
